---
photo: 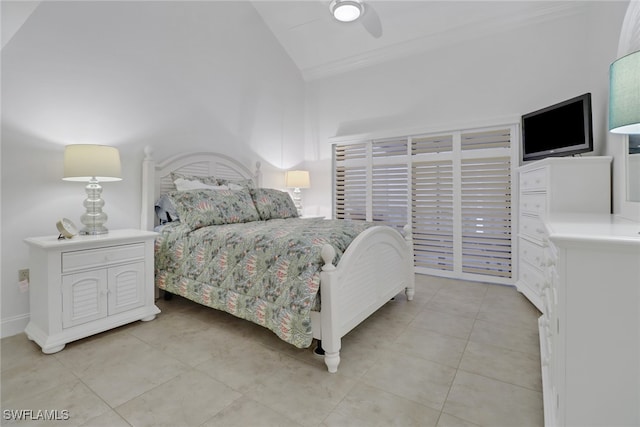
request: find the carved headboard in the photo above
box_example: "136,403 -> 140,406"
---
140,147 -> 262,230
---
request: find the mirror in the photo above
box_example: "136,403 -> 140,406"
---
628,135 -> 640,202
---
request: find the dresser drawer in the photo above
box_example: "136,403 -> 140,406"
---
520,261 -> 546,296
520,215 -> 547,242
62,243 -> 146,273
520,193 -> 547,216
520,166 -> 548,192
520,238 -> 545,269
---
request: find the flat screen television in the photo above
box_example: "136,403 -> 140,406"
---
521,93 -> 593,162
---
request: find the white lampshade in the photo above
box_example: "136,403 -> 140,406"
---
285,170 -> 310,189
63,144 -> 122,182
330,0 -> 363,22
609,50 -> 640,134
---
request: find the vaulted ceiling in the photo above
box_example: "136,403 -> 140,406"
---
251,1 -> 594,80
2,1 -> 598,81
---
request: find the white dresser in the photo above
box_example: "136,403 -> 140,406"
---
542,214 -> 640,427
24,229 -> 160,353
517,157 -> 612,312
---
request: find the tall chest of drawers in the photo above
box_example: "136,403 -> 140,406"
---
516,157 -> 612,312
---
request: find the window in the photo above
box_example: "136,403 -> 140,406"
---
333,125 -> 517,285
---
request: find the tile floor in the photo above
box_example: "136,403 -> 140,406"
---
1,275 -> 543,426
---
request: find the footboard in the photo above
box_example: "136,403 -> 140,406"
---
316,225 -> 414,372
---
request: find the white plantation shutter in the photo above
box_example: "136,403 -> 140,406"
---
461,157 -> 512,277
335,144 -> 368,221
460,128 -> 513,279
372,164 -> 408,230
333,124 -> 516,285
371,138 -> 409,230
412,160 -> 454,271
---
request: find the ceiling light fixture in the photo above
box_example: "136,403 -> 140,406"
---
330,0 -> 363,23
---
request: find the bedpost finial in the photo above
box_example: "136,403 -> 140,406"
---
144,146 -> 153,160
255,161 -> 261,171
321,244 -> 337,271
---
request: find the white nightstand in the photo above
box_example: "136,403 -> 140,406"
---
24,229 -> 160,354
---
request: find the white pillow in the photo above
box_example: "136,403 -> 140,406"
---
174,178 -> 229,191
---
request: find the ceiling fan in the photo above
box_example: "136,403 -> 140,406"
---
329,0 -> 383,38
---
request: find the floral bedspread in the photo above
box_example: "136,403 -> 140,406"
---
154,218 -> 375,348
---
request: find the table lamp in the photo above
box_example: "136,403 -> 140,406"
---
63,144 -> 122,235
285,170 -> 310,216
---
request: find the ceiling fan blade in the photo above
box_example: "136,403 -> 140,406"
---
361,3 -> 383,38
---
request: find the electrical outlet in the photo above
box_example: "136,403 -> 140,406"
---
18,269 -> 29,282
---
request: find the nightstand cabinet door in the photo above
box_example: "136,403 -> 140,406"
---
108,262 -> 145,315
62,270 -> 108,328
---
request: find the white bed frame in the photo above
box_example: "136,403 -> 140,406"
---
141,148 -> 415,373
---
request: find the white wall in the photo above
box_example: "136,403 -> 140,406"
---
302,2 -> 628,219
1,1 -> 305,336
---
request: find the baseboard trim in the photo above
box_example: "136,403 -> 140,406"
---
1,313 -> 29,338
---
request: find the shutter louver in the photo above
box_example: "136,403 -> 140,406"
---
372,138 -> 408,158
461,156 -> 512,278
462,129 -> 511,150
335,143 -> 367,161
412,135 -> 453,155
412,160 -> 454,271
335,143 -> 368,222
335,165 -> 367,221
372,164 -> 408,230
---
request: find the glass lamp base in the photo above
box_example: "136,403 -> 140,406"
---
80,178 -> 110,235
79,226 -> 109,236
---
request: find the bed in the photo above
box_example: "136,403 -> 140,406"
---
141,148 -> 415,373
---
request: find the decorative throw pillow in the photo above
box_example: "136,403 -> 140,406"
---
249,188 -> 299,220
168,188 -> 260,230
